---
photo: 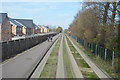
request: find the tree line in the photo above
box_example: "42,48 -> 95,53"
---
69,2 -> 120,53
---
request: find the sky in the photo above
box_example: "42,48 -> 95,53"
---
0,2 -> 82,29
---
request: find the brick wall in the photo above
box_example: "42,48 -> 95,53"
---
1,18 -> 12,41
42,26 -> 49,33
12,25 -> 17,37
31,28 -> 34,35
22,27 -> 26,35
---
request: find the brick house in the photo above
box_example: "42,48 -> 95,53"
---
38,25 -> 43,33
34,23 -> 41,34
41,25 -> 49,33
14,19 -> 34,35
9,18 -> 23,37
0,13 -> 12,41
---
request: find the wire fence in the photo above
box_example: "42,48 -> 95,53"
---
71,35 -> 118,66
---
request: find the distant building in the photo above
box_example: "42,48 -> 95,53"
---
0,13 -> 12,41
38,25 -> 43,33
14,19 -> 34,35
34,23 -> 41,34
9,18 -> 23,37
41,25 -> 49,33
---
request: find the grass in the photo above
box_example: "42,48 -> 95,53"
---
66,35 -> 99,79
69,46 -> 76,52
40,38 -> 61,78
69,36 -> 120,79
82,71 -> 100,80
66,36 -> 90,68
75,58 -> 90,68
72,52 -> 81,58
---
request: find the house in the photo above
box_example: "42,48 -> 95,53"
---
0,13 -> 12,41
9,18 -> 23,37
41,25 -> 49,33
37,25 -> 43,33
33,23 -> 41,34
14,19 -> 34,35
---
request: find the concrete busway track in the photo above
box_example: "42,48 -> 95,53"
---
56,34 -> 65,78
32,34 -> 83,78
66,35 -> 111,79
64,35 -> 84,78
2,33 -> 60,78
30,34 -> 61,78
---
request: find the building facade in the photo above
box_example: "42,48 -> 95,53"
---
14,19 -> 34,35
0,13 -> 12,41
9,18 -> 23,37
34,24 -> 41,34
41,25 -> 49,33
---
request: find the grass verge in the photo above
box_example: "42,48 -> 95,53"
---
69,35 -> 120,79
40,38 -> 61,78
66,35 -> 99,79
66,36 -> 90,68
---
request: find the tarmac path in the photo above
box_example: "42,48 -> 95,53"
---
2,34 -> 60,78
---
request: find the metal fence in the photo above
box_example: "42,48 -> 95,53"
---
71,35 -> 118,66
0,33 -> 57,62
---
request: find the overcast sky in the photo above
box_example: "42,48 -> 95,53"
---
1,2 -> 82,29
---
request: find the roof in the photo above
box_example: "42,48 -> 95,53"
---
9,18 -> 23,27
0,13 -> 8,24
33,23 -> 40,29
38,25 -> 42,28
14,19 -> 33,28
43,25 -> 49,29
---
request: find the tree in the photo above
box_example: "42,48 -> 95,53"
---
56,26 -> 63,33
69,1 -> 120,74
103,2 -> 110,25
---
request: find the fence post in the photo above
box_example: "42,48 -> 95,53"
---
95,45 -> 97,55
112,51 -> 115,68
97,46 -> 99,57
76,37 -> 77,41
104,48 -> 107,60
92,43 -> 94,51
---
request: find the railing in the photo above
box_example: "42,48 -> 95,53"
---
71,35 -> 118,67
0,33 -> 57,62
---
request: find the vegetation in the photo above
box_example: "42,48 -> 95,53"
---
56,26 -> 63,33
69,36 -> 120,79
40,38 -> 61,78
68,2 -> 120,73
66,36 -> 99,79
